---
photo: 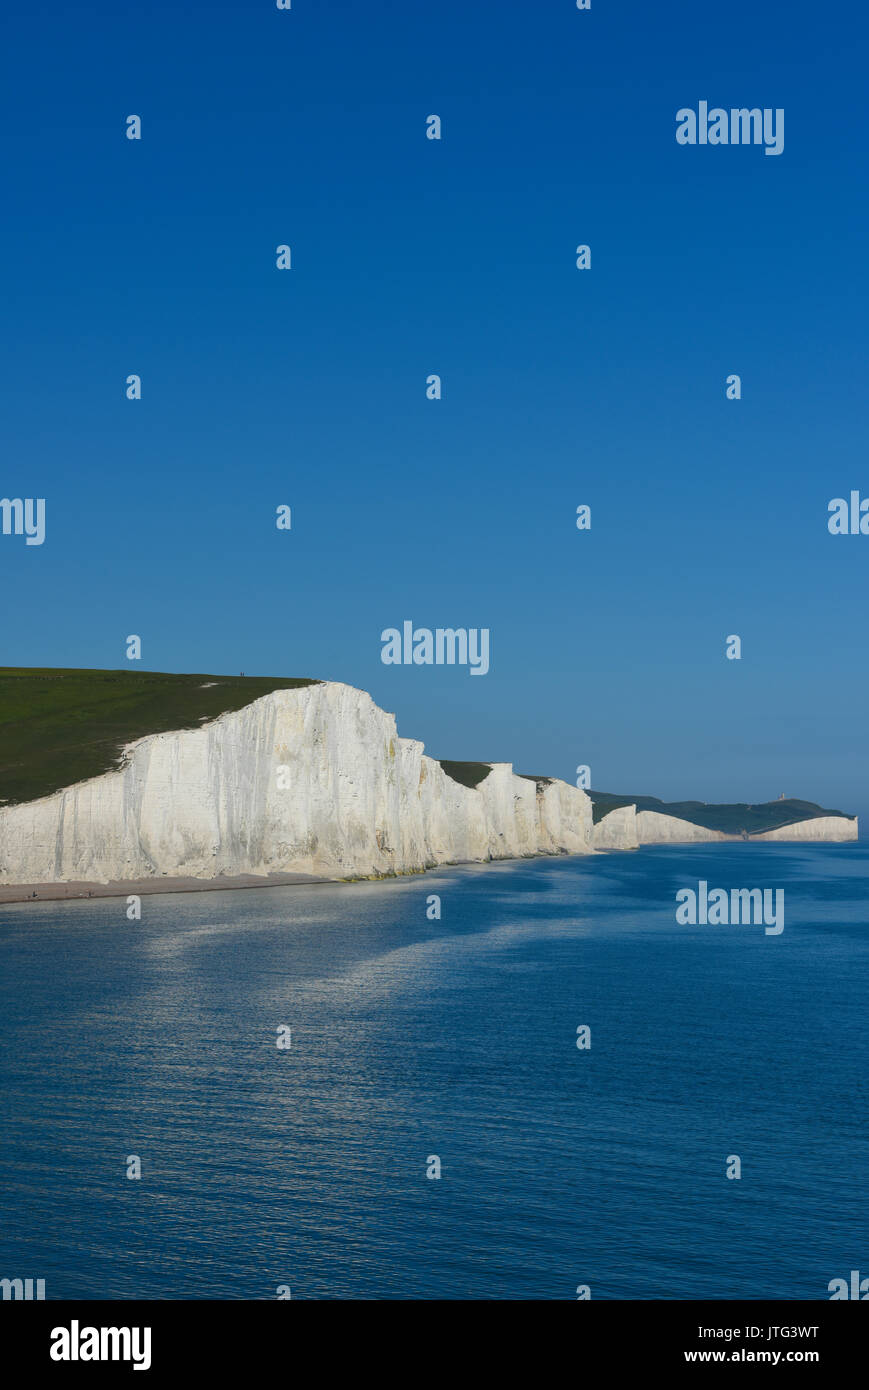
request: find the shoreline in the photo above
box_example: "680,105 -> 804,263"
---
0,836 -> 861,908
0,871 -> 335,905
0,851 -> 585,906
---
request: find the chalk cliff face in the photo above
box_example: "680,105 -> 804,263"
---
0,682 -> 596,885
593,805 -> 639,850
636,810 -> 729,845
635,809 -> 858,844
750,815 -> 858,842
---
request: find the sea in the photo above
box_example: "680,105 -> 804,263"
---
1,842 -> 866,1300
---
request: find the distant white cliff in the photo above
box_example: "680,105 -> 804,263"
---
636,810 -> 729,844
595,804 -> 857,849
750,816 -> 858,842
592,805 -> 638,850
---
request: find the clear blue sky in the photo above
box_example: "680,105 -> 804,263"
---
2,1 -> 867,822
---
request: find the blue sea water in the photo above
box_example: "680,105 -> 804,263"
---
0,843 -> 866,1301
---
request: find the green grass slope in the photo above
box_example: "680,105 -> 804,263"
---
588,791 -> 854,833
0,668 -> 318,807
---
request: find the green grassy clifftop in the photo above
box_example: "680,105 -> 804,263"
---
0,668 -> 318,807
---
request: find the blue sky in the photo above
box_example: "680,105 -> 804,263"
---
2,1 -> 867,822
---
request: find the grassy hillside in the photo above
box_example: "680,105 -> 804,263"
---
588,791 -> 854,833
0,668 -> 318,807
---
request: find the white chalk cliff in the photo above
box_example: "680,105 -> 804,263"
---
750,815 -> 858,842
592,805 -> 639,850
0,682 -> 596,886
0,681 -> 857,888
635,810 -> 729,844
596,805 -> 857,848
